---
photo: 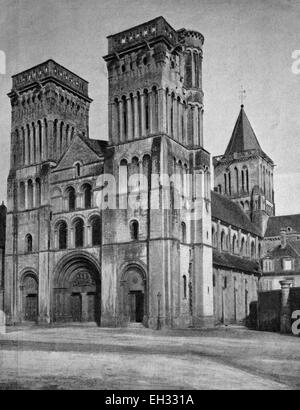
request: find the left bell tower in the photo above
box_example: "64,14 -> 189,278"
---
4,60 -> 92,324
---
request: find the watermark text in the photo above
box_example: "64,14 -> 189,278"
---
292,310 -> 300,336
292,50 -> 300,75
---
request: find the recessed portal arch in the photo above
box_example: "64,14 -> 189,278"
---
53,252 -> 101,325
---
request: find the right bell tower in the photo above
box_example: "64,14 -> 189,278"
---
104,16 -> 204,147
101,16 -> 213,329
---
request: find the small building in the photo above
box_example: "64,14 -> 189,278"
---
260,227 -> 300,291
263,214 -> 300,253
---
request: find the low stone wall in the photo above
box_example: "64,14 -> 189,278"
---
258,282 -> 300,335
258,290 -> 281,332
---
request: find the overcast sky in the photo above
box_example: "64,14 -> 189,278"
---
0,0 -> 300,215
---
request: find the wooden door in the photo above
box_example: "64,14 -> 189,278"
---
87,293 -> 96,322
25,294 -> 38,322
129,293 -> 136,322
135,292 -> 144,323
71,293 -> 82,322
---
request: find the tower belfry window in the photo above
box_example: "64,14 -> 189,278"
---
27,179 -> 33,208
60,122 -> 64,155
185,51 -> 192,88
130,93 -> 134,137
32,123 -> 36,163
27,124 -> 31,164
144,90 -> 149,132
246,169 -> 249,192
137,92 -> 142,137
53,119 -> 58,158
242,170 -> 245,191
170,94 -> 174,136
194,52 -> 199,88
235,167 -> 239,193
114,98 -> 120,141
21,127 -> 25,165
152,86 -> 158,133
38,121 -> 42,161
122,96 -> 127,139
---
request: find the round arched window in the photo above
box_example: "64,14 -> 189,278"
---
130,220 -> 139,240
25,234 -> 33,253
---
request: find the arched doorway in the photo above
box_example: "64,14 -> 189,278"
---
121,266 -> 146,325
21,273 -> 38,322
53,252 -> 101,325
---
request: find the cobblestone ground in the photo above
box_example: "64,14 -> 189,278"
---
0,325 -> 299,390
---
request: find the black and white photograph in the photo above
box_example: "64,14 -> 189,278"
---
0,0 -> 299,393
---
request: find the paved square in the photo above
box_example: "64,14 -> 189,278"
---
0,326 -> 299,390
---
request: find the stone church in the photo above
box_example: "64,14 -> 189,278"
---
0,16 -> 298,329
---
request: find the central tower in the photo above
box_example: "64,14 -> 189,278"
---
101,17 -> 214,328
213,105 -> 275,236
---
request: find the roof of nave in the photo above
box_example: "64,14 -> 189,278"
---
213,250 -> 260,275
211,191 -> 261,236
225,105 -> 262,155
265,214 -> 300,237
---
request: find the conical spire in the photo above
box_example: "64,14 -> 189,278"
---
225,105 -> 262,155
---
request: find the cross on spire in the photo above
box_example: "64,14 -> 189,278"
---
239,86 -> 246,107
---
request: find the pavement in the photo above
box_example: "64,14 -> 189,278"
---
0,325 -> 299,390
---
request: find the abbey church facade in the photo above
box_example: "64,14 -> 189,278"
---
0,17 -> 297,329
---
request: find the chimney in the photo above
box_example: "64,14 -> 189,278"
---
280,228 -> 287,249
